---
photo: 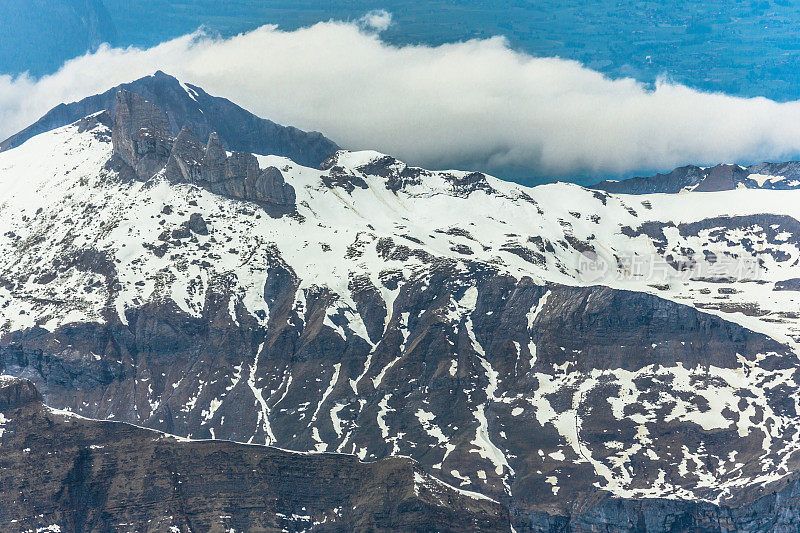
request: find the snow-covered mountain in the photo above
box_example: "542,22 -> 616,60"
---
2,73 -> 800,531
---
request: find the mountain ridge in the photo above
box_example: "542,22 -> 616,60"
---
0,375 -> 509,532
593,161 -> 800,194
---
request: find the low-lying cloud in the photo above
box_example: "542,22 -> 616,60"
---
3,18 -> 800,182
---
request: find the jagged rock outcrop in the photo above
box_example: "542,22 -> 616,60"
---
111,89 -> 296,212
0,377 -> 509,532
0,70 -> 339,168
199,133 -> 296,208
164,125 -> 205,184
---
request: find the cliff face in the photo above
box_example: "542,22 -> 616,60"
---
0,376 -> 508,532
2,375 -> 799,532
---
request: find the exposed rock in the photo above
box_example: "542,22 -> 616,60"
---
3,269 -> 797,514
5,78 -> 800,530
185,213 -> 209,235
202,141 -> 296,210
164,125 -> 204,184
201,131 -> 228,184
111,89 -> 172,181
693,163 -> 744,192
593,161 -> 800,194
593,164 -> 707,194
246,165 -> 296,206
110,93 -> 297,213
775,278 -> 800,291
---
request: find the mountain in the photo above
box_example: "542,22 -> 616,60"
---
593,161 -> 800,194
0,71 -> 339,169
0,376 -> 507,531
2,76 -> 800,530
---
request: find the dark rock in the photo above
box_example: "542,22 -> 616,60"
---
107,95 -> 297,213
185,213 -> 209,235
246,166 -> 296,206
593,161 -> 800,194
2,267 -> 795,514
593,165 -> 707,194
0,376 -> 41,410
693,164 -> 744,192
164,126 -> 204,184
775,278 -> 800,291
201,131 -> 228,184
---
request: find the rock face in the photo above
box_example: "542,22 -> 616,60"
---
0,377 -> 508,532
200,133 -> 296,208
111,90 -> 172,181
3,78 -> 800,531
0,70 -> 339,168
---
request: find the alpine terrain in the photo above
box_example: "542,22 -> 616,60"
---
2,72 -> 800,531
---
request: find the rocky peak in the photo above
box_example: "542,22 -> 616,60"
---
108,91 -> 297,213
1,71 -> 339,168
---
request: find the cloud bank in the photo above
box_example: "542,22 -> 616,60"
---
3,18 -> 800,182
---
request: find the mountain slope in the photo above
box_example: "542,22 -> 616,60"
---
0,71 -> 339,168
1,81 -> 800,530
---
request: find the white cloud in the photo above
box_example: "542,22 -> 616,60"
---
2,18 -> 800,181
359,10 -> 392,32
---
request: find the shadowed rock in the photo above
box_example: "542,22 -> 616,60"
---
0,377 -> 509,532
593,161 -> 800,194
164,126 -> 204,184
111,92 -> 297,212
